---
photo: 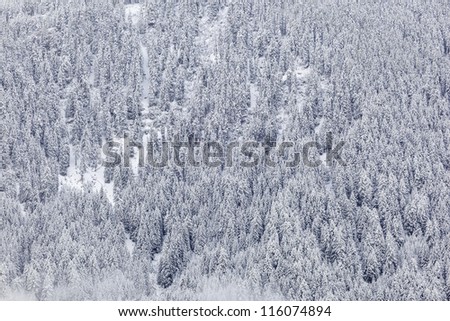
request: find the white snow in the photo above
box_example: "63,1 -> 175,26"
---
124,4 -> 161,144
59,145 -> 114,203
124,232 -> 135,256
127,142 -> 142,176
18,203 -> 26,218
249,83 -> 259,111
2,289 -> 36,301
124,3 -> 142,25
320,151 -> 327,164
139,42 -> 150,116
295,64 -> 312,79
149,251 -> 163,296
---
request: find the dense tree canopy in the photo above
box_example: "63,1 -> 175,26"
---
1,0 -> 449,300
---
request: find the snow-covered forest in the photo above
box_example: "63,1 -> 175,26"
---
1,0 -> 450,300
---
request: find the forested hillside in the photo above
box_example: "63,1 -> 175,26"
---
1,0 -> 450,300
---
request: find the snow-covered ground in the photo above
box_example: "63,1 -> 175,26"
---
249,83 -> 259,112
59,145 -> 114,203
124,232 -> 135,256
139,42 -> 150,117
124,3 -> 142,25
295,64 -> 312,79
